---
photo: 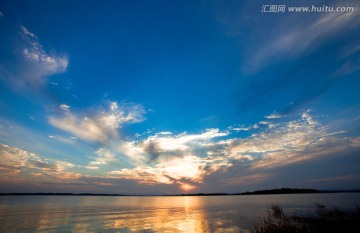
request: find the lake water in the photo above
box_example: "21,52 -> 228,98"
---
0,193 -> 359,233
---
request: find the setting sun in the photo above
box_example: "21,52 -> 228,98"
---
180,184 -> 196,192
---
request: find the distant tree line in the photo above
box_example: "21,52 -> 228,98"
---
238,188 -> 320,195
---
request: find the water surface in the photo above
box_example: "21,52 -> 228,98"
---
0,193 -> 359,233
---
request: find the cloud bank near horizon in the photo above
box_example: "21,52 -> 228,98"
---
1,108 -> 359,194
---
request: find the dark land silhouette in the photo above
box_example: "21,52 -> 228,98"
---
1,188 -> 359,196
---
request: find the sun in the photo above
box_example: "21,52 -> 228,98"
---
180,184 -> 196,192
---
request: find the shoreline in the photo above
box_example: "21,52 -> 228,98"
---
1,188 -> 359,197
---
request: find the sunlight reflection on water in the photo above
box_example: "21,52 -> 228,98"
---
0,193 -> 359,233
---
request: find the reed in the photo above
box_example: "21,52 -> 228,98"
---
251,204 -> 360,233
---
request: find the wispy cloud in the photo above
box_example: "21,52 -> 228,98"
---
243,2 -> 360,72
225,111 -> 350,168
20,26 -> 68,75
333,57 -> 360,77
305,174 -> 360,184
48,135 -> 77,144
6,26 -> 68,89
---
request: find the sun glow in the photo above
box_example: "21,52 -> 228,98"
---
180,184 -> 196,192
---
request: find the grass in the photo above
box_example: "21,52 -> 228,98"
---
250,204 -> 360,233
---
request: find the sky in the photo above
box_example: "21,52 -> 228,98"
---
0,0 -> 360,195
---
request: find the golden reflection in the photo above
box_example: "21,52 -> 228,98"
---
5,196 -> 244,233
101,207 -> 211,233
92,196 -> 242,233
184,196 -> 190,212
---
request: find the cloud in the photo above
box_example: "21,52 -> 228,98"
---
92,128 -> 229,169
133,128 -> 228,163
229,121 -> 276,132
0,11 -> 4,18
142,128 -> 228,153
305,174 -> 360,184
225,112 -> 360,170
108,129 -> 231,184
60,104 -> 70,111
20,26 -> 37,39
156,131 -> 172,135
226,111 -> 324,161
247,3 -> 360,72
106,110 -> 360,188
266,113 -> 284,119
3,109 -> 360,193
12,26 -> 68,89
109,155 -> 217,185
85,166 -> 99,170
0,144 -> 38,177
20,26 -> 68,75
333,57 -> 360,77
89,148 -> 117,166
221,173 -> 271,186
48,135 -> 78,144
49,101 -> 146,144
228,125 -> 252,131
0,144 -> 76,182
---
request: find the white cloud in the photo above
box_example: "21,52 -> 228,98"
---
228,125 -> 251,131
117,141 -> 145,162
50,113 -> 107,143
228,112 -> 323,156
110,166 -> 173,185
49,101 -> 146,143
60,104 -> 70,111
107,129 -> 231,185
142,128 -> 228,152
1,25 -> 68,90
20,26 -> 68,86
109,155 -> 218,185
20,26 -> 68,71
20,26 -> 37,39
156,131 -> 172,135
229,121 -> 275,132
0,12 -> 4,18
48,135 -> 77,144
89,148 -> 116,166
266,113 -> 283,119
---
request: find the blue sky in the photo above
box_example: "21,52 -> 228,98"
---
0,0 -> 360,194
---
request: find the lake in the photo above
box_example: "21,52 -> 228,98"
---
0,193 -> 359,233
